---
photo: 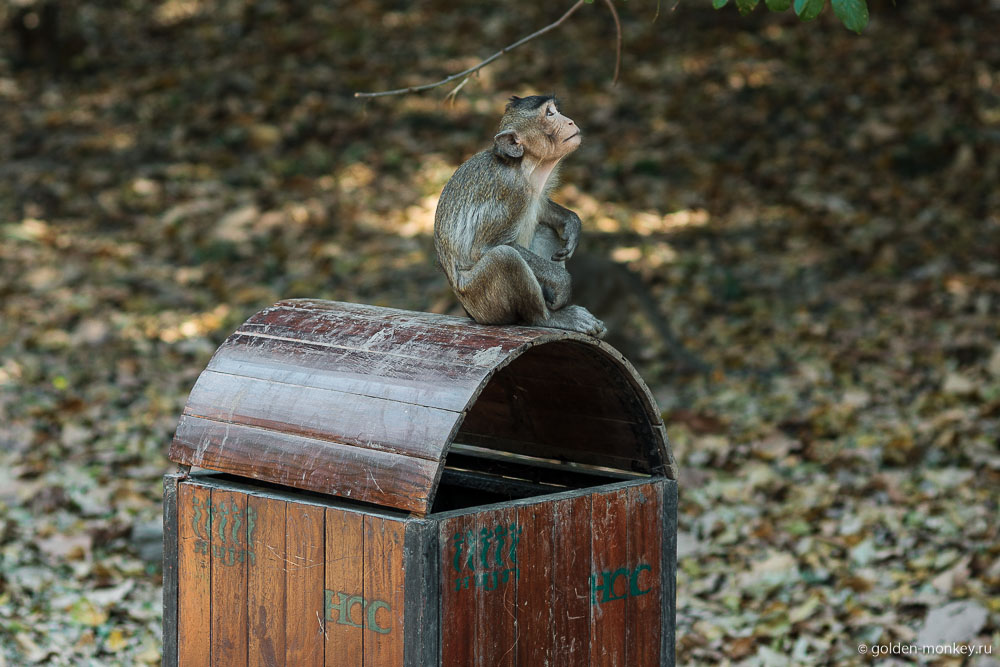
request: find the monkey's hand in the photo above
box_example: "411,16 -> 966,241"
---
542,201 -> 581,261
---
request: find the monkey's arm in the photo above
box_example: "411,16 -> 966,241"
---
510,243 -> 572,310
538,200 -> 582,261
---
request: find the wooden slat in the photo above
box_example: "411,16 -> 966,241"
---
474,505 -> 518,667
590,488 -> 629,667
162,475 -> 180,667
439,513 -> 475,666
363,516 -> 406,667
240,304 -> 534,365
177,482 -> 212,667
171,416 -> 438,514
248,495 -> 286,667
516,501 -> 555,666
625,484 -> 663,667
551,494 -> 592,665
454,432 -> 650,474
285,504 -> 325,667
210,489 -> 248,667
209,334 -> 483,412
184,370 -> 458,460
325,509 -> 364,667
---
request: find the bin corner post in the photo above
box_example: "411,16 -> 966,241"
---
403,519 -> 440,667
661,479 -> 678,667
162,473 -> 182,667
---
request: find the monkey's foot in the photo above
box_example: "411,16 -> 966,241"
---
538,305 -> 606,339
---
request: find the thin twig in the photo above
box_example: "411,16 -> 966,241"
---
601,0 -> 623,84
444,75 -> 473,106
354,0 -> 586,98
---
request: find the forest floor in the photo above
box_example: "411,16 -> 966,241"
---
0,0 -> 998,664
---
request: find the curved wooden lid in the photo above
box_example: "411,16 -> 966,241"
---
169,299 -> 676,514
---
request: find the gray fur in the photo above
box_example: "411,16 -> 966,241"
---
433,97 -> 606,338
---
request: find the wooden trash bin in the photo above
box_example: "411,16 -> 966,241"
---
163,299 -> 679,666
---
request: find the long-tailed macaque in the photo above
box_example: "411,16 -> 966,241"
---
434,95 -> 606,337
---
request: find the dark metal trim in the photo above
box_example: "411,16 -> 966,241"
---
402,520 -> 439,666
660,479 -> 678,666
162,473 -> 181,667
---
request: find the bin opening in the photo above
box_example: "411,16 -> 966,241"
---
430,444 -> 645,513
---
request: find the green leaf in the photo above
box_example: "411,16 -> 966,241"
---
793,0 -> 825,20
831,0 -> 868,32
713,0 -> 730,9
735,0 -> 760,15
765,0 -> 792,10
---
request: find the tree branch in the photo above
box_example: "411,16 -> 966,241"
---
354,0 -> 587,99
602,0 -> 623,84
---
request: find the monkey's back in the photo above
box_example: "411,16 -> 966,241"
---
434,150 -> 529,284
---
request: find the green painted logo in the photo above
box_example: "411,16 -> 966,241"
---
190,496 -> 256,566
590,563 -> 653,604
325,590 -> 392,634
450,522 -> 522,592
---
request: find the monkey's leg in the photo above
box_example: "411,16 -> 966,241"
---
455,245 -> 549,325
519,234 -> 572,310
457,246 -> 604,337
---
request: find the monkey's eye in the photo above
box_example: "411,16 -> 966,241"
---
546,107 -> 556,117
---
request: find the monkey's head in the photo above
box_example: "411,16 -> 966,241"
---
493,95 -> 582,162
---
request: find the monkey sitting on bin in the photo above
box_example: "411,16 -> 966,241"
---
434,95 -> 606,338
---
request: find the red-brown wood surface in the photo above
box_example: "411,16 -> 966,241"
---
590,488 -> 629,667
625,485 -> 663,667
363,516 -> 406,667
551,494 -> 592,665
285,504 -> 325,667
325,509 -> 363,667
169,299 -> 674,515
247,495 -> 286,667
210,489 -> 249,667
177,483 -> 212,667
474,505 -> 518,667
172,416 -> 436,514
440,513 -> 476,666
516,501 -> 555,666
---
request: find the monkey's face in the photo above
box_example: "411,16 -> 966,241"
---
497,95 -> 582,162
540,100 -> 582,158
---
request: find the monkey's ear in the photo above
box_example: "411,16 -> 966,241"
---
493,129 -> 524,159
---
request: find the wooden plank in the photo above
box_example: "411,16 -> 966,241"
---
661,481 -> 678,667
515,501 -> 555,666
240,304 -> 535,365
177,482 -> 212,667
590,488 -> 629,667
171,416 -> 438,514
325,509 -> 364,667
247,495 -> 286,667
162,474 -> 180,667
209,333 -> 483,412
551,494 -> 592,665
210,489 -> 249,667
285,504 -> 325,667
403,521 -> 439,667
363,516 -> 406,667
183,370 -> 460,460
625,483 -> 663,667
439,513 -> 475,666
454,432 -> 650,474
473,505 -> 518,667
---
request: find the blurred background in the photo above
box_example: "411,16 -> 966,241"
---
0,0 -> 997,663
